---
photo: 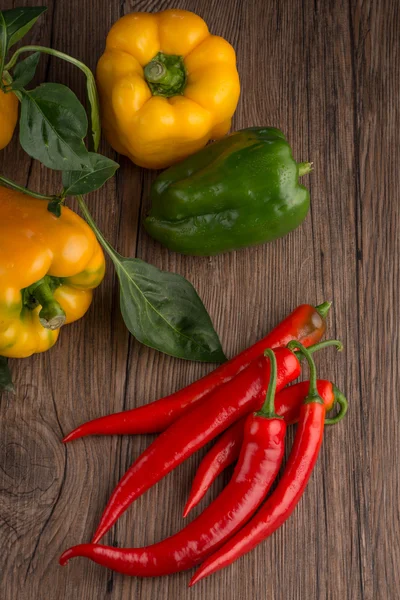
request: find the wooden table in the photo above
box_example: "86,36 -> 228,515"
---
1,1 -> 398,598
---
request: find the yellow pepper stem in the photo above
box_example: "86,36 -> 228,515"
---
144,52 -> 186,97
27,277 -> 66,330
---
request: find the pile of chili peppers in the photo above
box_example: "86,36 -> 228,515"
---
59,303 -> 348,584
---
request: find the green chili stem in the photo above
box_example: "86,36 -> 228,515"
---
325,385 -> 348,425
307,339 -> 343,354
315,301 -> 331,319
287,341 -> 323,404
28,277 -> 66,330
0,175 -> 59,201
4,45 -> 100,151
256,349 -> 281,419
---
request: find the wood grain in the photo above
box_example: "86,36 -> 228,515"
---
0,0 -> 398,598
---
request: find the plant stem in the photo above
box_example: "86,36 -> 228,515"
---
4,45 -> 100,151
315,301 -> 331,319
298,162 -> 313,176
2,71 -> 22,100
287,341 -> 323,404
0,175 -> 59,201
325,385 -> 348,425
256,348 -> 280,418
76,195 -> 118,262
27,277 -> 66,330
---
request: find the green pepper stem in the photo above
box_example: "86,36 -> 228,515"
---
315,301 -> 332,319
0,175 -> 59,202
4,45 -> 100,151
325,385 -> 348,424
298,162 -> 313,176
28,277 -> 66,330
287,341 -> 323,404
256,349 -> 281,419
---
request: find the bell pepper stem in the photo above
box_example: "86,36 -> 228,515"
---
144,52 -> 187,97
28,278 -> 66,330
144,61 -> 167,83
256,349 -> 281,418
298,162 -> 313,176
315,301 -> 331,319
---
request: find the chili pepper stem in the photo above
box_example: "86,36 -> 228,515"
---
287,341 -> 323,403
27,277 -> 66,330
315,301 -> 331,319
306,339 -> 343,354
256,349 -> 281,418
325,385 -> 348,424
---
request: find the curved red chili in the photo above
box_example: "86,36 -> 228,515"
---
63,303 -> 330,442
90,346 -> 301,543
60,350 -> 287,576
189,341 -> 346,586
183,379 -> 339,517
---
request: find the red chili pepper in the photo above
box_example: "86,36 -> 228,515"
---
60,350 -> 287,576
90,346 -> 302,544
63,303 -> 330,442
189,341 -> 346,586
183,379 -> 343,516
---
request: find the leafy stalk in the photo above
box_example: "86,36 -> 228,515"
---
4,45 -> 100,150
0,174 -> 59,201
77,196 -> 226,363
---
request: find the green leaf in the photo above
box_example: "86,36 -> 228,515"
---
1,7 -> 47,49
62,152 -> 119,196
0,356 -> 15,394
19,83 -> 90,171
10,51 -> 40,90
114,257 -> 226,362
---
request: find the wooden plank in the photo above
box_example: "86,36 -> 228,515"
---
0,0 -> 398,599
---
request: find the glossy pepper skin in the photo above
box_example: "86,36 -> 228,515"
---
63,303 -> 329,442
60,350 -> 286,577
0,88 -> 18,150
96,9 -> 240,169
183,379 -> 338,516
0,187 -> 105,358
90,347 -> 301,544
144,127 -> 312,255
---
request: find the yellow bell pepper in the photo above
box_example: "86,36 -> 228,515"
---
96,9 -> 241,169
0,187 -> 105,358
0,88 -> 18,150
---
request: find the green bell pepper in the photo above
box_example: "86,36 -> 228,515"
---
144,127 -> 312,256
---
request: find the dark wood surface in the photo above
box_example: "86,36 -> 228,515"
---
1,0 -> 398,598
